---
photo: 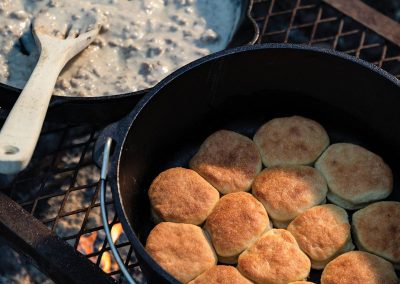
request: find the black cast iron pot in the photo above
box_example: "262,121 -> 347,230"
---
95,43 -> 400,283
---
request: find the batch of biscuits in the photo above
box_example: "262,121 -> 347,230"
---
144,116 -> 399,284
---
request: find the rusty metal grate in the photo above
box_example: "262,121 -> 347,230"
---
1,124 -> 143,282
252,0 -> 400,79
0,0 -> 399,283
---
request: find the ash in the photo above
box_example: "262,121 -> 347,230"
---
0,242 -> 53,284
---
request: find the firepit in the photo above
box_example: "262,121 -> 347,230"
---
0,0 -> 399,283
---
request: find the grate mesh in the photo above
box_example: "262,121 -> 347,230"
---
1,125 -> 143,283
253,0 -> 400,79
1,0 -> 399,283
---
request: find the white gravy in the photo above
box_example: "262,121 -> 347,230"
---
0,0 -> 240,97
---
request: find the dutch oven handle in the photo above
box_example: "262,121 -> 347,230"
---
93,114 -> 128,169
100,137 -> 137,284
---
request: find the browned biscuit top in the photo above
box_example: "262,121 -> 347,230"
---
353,201 -> 400,263
238,229 -> 311,284
315,143 -> 392,204
253,116 -> 329,166
205,192 -> 270,258
290,282 -> 316,284
189,130 -> 261,194
188,265 -> 253,284
321,251 -> 398,284
146,222 -> 217,283
252,165 -> 327,223
148,167 -> 220,225
287,204 -> 351,262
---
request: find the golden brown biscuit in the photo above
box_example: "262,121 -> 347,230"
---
188,265 -> 253,284
204,192 -> 271,264
253,116 -> 329,167
238,229 -> 311,284
352,201 -> 400,268
289,282 -> 315,284
287,204 -> 354,269
148,167 -> 220,225
146,222 -> 217,283
315,143 -> 392,209
189,130 -> 262,194
321,251 -> 398,284
252,165 -> 328,228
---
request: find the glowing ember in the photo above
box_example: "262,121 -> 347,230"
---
77,232 -> 97,255
77,223 -> 125,273
100,223 -> 124,272
111,223 -> 123,243
101,252 -> 112,273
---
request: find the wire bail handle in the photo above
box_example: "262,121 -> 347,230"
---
100,137 -> 136,284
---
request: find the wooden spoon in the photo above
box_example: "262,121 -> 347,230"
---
0,9 -> 101,174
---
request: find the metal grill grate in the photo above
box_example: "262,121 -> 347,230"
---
253,0 -> 400,78
1,125 -> 143,282
1,0 -> 399,283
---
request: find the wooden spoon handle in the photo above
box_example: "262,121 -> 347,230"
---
0,52 -> 65,174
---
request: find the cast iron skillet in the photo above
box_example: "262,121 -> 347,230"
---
0,0 -> 257,124
95,43 -> 400,283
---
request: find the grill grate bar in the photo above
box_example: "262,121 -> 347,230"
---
40,200 -> 114,225
19,182 -> 99,207
50,130 -> 96,232
308,7 -> 323,44
74,182 -> 102,250
283,0 -> 301,43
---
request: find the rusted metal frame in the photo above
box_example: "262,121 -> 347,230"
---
284,0 -> 302,42
260,17 -> 340,42
0,192 -> 115,284
261,3 -> 317,17
355,31 -> 366,58
258,0 -> 276,43
334,42 -> 381,55
309,7 -> 323,44
323,0 -> 400,47
378,45 -> 388,67
331,18 -> 345,49
382,55 -> 400,62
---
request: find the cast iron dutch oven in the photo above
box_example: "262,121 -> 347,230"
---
0,0 -> 257,124
95,43 -> 400,283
